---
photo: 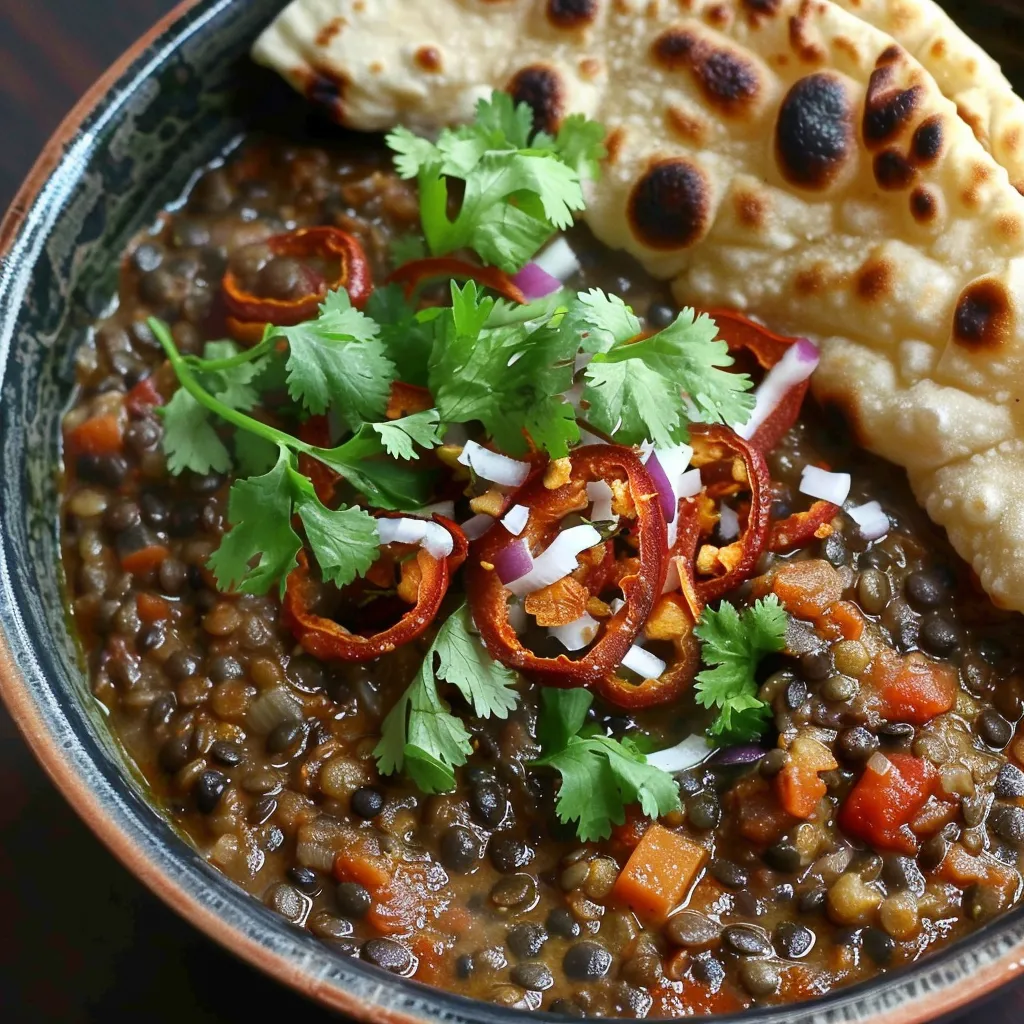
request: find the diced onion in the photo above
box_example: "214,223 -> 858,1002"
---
377,517 -> 454,559
645,452 -> 677,521
609,597 -> 626,616
534,236 -> 581,282
462,513 -> 496,540
495,538 -> 535,585
719,504 -> 740,542
621,644 -> 667,680
501,504 -> 530,536
506,524 -> 603,597
411,500 -> 456,519
586,480 -> 617,524
735,337 -> 820,441
867,751 -> 892,776
647,734 -> 711,773
677,468 -> 703,499
420,523 -> 455,559
847,500 -> 890,541
458,440 -> 531,487
549,613 -> 601,651
248,688 -> 303,735
799,465 -> 851,506
296,816 -> 350,872
512,261 -> 562,301
508,599 -> 528,635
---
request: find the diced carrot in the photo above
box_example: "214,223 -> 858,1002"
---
763,559 -> 844,619
936,844 -> 1020,902
524,576 -> 589,627
610,823 -> 707,921
729,777 -> 796,844
648,979 -> 743,1016
125,377 -> 163,416
775,736 -> 838,819
136,592 -> 171,623
838,753 -> 938,854
334,851 -> 393,898
387,381 -> 433,419
66,413 -> 124,456
867,651 -> 957,725
120,544 -> 170,575
410,934 -> 447,984
820,601 -> 865,641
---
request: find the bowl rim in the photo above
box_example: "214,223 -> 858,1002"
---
1,2 -> 1024,1022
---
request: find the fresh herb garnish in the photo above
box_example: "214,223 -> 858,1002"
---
387,91 -> 605,273
534,688 -> 681,841
376,605 -> 521,792
694,595 -> 788,744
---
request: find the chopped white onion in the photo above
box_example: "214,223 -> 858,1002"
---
501,504 -> 530,536
799,465 -> 851,506
508,600 -> 528,635
458,440 -> 531,487
646,734 -> 711,773
377,517 -> 454,558
662,557 -> 681,595
462,513 -> 496,540
719,503 -> 740,542
587,480 -> 617,524
609,597 -> 626,616
867,751 -> 893,776
677,469 -> 703,499
550,613 -> 601,651
578,427 -> 607,447
621,645 -> 667,680
420,523 -> 455,559
735,337 -> 820,441
847,500 -> 890,542
506,524 -> 603,598
534,236 -> 581,282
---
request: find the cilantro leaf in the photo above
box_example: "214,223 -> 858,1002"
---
376,604 -> 521,792
694,596 -> 788,744
364,283 -> 433,387
233,430 -> 278,476
567,289 -> 641,354
162,388 -> 233,476
389,233 -> 427,268
387,91 -> 605,273
372,409 -> 443,461
294,496 -> 379,590
207,449 -> 302,596
582,308 -> 754,446
271,290 -> 395,428
534,688 -> 681,841
429,281 -> 579,456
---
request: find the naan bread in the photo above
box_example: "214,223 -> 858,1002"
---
253,0 -> 1024,611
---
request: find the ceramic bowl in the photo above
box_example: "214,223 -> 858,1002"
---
2,1 -> 1024,1021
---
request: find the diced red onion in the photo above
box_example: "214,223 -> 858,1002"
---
550,613 -> 601,652
506,524 -> 603,598
534,236 -> 581,282
710,744 -> 767,766
718,503 -> 740,542
458,440 -> 531,487
377,517 -> 454,558
495,538 -> 535,585
645,453 -> 677,521
649,444 -> 696,547
799,465 -> 851,506
647,734 -> 711,773
462,513 -> 496,540
501,504 -> 530,536
621,644 -> 667,680
586,480 -> 617,524
735,337 -> 820,441
847,500 -> 889,541
512,261 -> 562,301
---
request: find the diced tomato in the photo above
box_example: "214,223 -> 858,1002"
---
819,601 -> 865,641
775,736 -> 838,819
334,850 -> 392,899
729,776 -> 796,844
387,381 -> 433,420
868,651 -> 957,725
610,823 -> 707,921
611,808 -> 652,850
762,559 -> 844,619
136,592 -> 171,623
839,753 -> 938,854
648,980 -> 743,1016
125,377 -> 163,416
936,844 -> 1021,903
66,413 -> 124,456
120,544 -> 170,575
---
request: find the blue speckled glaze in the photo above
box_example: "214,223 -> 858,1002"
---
0,1 -> 1023,1021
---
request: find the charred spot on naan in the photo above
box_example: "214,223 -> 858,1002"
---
911,116 -> 945,166
855,256 -> 894,303
863,59 -> 924,148
546,0 -> 599,29
873,149 -> 917,191
788,0 -> 828,65
909,186 -> 940,224
651,26 -> 766,118
294,65 -> 348,119
665,106 -> 710,146
414,46 -> 443,73
628,158 -> 711,251
740,0 -> 782,21
953,279 -> 1015,350
774,72 -> 855,191
507,64 -> 565,134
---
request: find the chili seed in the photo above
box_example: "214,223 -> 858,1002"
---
738,960 -> 781,998
195,770 -> 227,813
351,786 -> 385,819
336,882 -> 372,918
978,709 -> 1014,750
563,940 -> 612,980
665,911 -> 720,950
774,921 -> 814,959
510,962 -> 553,992
723,925 -> 772,957
361,938 -> 412,975
546,907 -> 580,938
507,923 -> 547,959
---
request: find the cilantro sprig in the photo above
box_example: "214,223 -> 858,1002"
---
534,688 -> 681,841
387,92 -> 605,273
375,605 -> 521,793
694,596 -> 788,744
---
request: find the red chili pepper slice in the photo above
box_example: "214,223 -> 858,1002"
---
466,445 -> 666,688
769,498 -> 840,553
223,227 -> 373,343
284,514 -> 465,662
388,257 -> 527,305
296,415 -> 339,506
689,425 -> 772,603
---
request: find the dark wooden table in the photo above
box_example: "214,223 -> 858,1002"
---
0,2 -> 1021,1022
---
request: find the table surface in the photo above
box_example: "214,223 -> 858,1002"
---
0,1 -> 1022,1022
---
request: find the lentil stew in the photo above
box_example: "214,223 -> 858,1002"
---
59,118 -> 1024,1020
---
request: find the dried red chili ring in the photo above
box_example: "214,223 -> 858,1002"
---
466,445 -> 667,688
690,425 -> 772,604
388,256 -> 527,305
283,514 -> 466,662
223,226 -> 373,341
769,499 -> 840,553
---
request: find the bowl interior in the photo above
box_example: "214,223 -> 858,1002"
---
2,1 -> 1024,1022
